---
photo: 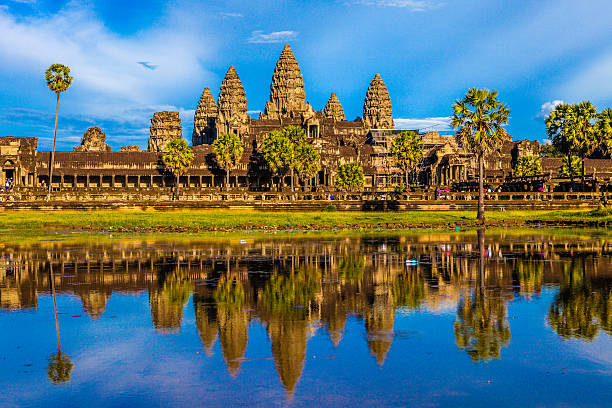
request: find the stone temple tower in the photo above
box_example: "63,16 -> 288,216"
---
324,92 -> 345,121
363,73 -> 394,130
262,44 -> 312,120
148,111 -> 182,152
217,66 -> 248,136
192,87 -> 218,145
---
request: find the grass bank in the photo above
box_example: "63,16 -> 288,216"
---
0,208 -> 609,233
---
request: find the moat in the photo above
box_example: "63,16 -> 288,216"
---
1,230 -> 612,407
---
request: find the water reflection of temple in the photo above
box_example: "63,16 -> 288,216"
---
2,234 -> 612,394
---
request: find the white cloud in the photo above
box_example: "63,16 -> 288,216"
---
394,117 -> 451,131
219,12 -> 243,18
0,2 -> 215,136
248,30 -> 298,44
537,100 -> 564,118
351,0 -> 443,11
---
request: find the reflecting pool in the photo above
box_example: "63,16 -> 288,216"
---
1,230 -> 612,407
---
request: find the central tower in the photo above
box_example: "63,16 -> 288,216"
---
262,44 -> 312,120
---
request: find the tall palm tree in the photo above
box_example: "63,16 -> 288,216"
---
45,64 -> 73,197
451,89 -> 510,223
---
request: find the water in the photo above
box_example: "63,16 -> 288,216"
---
1,230 -> 612,407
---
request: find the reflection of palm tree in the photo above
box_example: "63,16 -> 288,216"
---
150,266 -> 193,332
47,262 -> 73,384
454,291 -> 511,361
549,261 -> 600,341
262,265 -> 321,319
47,352 -> 74,384
515,261 -> 543,299
337,255 -> 365,282
393,270 -> 425,310
454,229 -> 511,362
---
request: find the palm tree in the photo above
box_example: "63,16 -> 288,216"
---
212,133 -> 244,192
595,107 -> 612,156
45,64 -> 73,197
294,144 -> 320,192
162,138 -> 194,200
336,162 -> 365,192
451,88 -> 510,223
514,156 -> 542,177
546,102 -> 598,186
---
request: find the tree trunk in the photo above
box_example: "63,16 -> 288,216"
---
175,174 -> 180,201
477,154 -> 485,223
48,92 -> 60,199
290,168 -> 294,192
50,263 -> 61,352
405,169 -> 409,186
568,155 -> 574,192
226,168 -> 230,192
581,154 -> 586,189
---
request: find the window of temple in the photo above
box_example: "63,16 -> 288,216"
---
308,125 -> 319,138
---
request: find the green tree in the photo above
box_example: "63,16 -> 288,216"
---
595,107 -> 612,156
559,155 -> 582,178
539,143 -> 563,158
514,156 -> 542,177
262,126 -> 308,192
45,64 -> 73,197
294,144 -> 320,192
336,162 -> 364,192
389,130 -> 424,185
546,102 -> 598,183
212,132 -> 244,192
262,130 -> 292,191
162,138 -> 194,201
451,88 -> 510,223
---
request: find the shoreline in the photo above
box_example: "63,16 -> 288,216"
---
0,208 -> 611,235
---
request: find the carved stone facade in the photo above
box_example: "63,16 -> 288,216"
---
193,87 -> 218,145
148,111 -> 182,152
217,66 -> 248,136
6,43 -> 612,197
363,74 -> 394,130
261,44 -> 313,120
324,93 -> 345,122
74,127 -> 111,152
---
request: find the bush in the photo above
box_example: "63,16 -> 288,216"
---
393,184 -> 407,194
323,204 -> 337,212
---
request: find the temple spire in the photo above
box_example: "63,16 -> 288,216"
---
217,66 -> 248,136
262,44 -> 311,119
324,92 -> 345,121
363,73 -> 394,130
192,87 -> 218,145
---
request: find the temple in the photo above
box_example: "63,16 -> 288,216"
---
1,43 -> 611,200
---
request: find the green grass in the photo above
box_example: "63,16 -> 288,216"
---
0,208 -> 607,234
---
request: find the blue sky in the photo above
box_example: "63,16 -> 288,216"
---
2,0 -> 612,151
